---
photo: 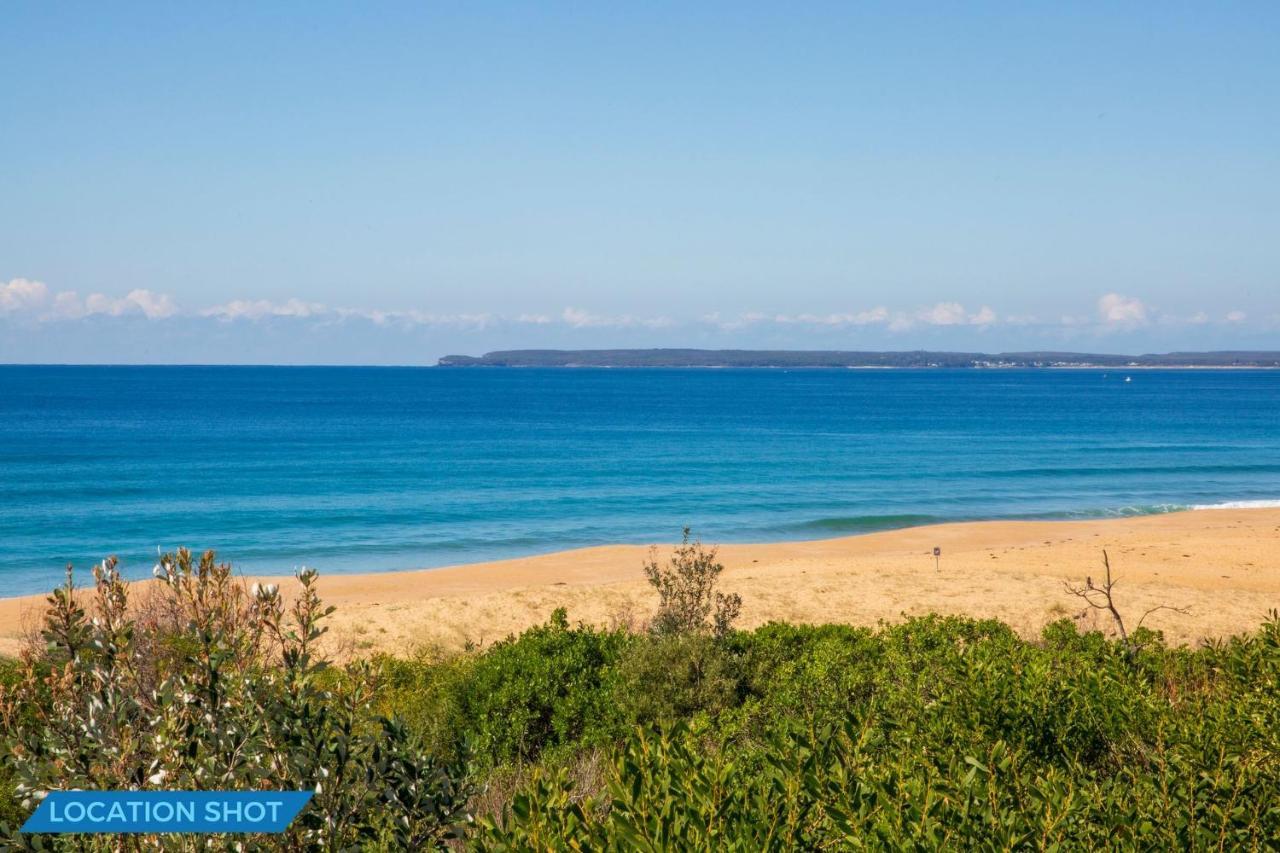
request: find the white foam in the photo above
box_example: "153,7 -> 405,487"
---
1094,504 -> 1187,517
1192,499 -> 1280,510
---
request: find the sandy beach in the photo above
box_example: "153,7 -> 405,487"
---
2,507 -> 1277,659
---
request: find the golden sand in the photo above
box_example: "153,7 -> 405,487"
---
2,508 -> 1277,658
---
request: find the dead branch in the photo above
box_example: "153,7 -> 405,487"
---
1136,603 -> 1193,631
1064,550 -> 1130,643
1064,550 -> 1191,656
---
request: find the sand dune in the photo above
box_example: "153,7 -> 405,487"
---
2,508 -> 1278,659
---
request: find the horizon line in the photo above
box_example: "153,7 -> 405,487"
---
5,346 -> 1280,370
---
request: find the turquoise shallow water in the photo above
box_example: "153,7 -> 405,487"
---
1,365 -> 1278,595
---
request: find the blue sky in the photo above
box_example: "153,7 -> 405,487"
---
2,2 -> 1278,363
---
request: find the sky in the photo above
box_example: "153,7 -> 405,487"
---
2,2 -> 1278,363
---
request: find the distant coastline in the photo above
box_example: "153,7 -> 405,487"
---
437,348 -> 1280,369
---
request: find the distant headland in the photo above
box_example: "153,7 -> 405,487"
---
438,349 -> 1280,369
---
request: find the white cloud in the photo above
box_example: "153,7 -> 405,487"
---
1097,293 -> 1148,327
888,313 -> 914,332
919,302 -> 968,326
1080,297 -> 1258,332
47,288 -> 179,320
968,306 -> 998,327
561,307 -> 613,328
84,294 -> 115,314
3,280 -> 1263,346
122,289 -> 179,319
772,307 -> 891,327
705,311 -> 769,331
335,307 -> 496,329
700,307 -> 899,332
203,298 -> 326,321
560,307 -> 672,329
395,310 -> 493,328
0,278 -> 49,313
199,298 -> 497,329
51,291 -> 85,318
888,302 -> 999,331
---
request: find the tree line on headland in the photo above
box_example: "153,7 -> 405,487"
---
438,348 -> 1280,368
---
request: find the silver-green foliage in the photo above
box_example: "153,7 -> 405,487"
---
0,550 -> 473,851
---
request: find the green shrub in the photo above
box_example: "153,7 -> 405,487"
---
611,632 -> 739,727
730,622 -> 880,724
644,528 -> 741,637
382,609 -> 630,769
483,702 -> 1280,849
0,657 -> 23,833
480,614 -> 1280,848
378,649 -> 479,764
0,552 -> 473,849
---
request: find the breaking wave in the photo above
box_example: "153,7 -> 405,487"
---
1191,499 -> 1280,510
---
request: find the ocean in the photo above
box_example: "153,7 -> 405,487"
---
2,365 -> 1278,596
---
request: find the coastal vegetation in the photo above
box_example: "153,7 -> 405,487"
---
3,536 -> 1280,849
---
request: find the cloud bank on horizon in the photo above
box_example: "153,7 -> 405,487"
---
1,276 -> 1268,365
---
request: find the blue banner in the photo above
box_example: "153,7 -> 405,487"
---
21,791 -> 313,834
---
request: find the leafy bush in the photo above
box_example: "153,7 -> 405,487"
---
729,621 -> 880,725
644,528 -> 741,637
478,615 -> 1280,848
0,551 -> 473,849
611,632 -> 739,727
382,608 -> 629,769
0,657 -> 24,833
377,649 -> 479,765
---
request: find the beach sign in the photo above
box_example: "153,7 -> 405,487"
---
933,546 -> 941,572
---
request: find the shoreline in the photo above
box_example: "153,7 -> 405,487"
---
2,507 -> 1278,658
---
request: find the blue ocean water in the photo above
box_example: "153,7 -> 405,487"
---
1,365 -> 1278,596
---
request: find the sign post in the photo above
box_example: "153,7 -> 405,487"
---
933,546 -> 941,572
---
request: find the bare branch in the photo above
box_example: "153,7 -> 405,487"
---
1064,550 -> 1128,646
1136,603 -> 1192,631
1064,550 -> 1191,658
